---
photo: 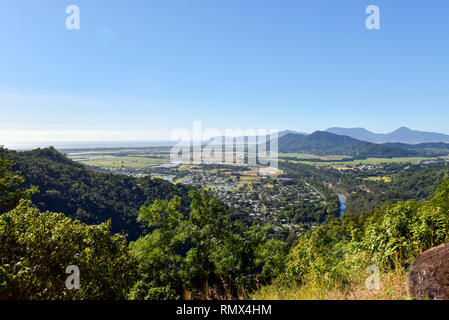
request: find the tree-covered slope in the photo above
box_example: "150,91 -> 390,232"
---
254,179 -> 449,300
383,142 -> 449,156
0,147 -> 193,241
278,131 -> 416,158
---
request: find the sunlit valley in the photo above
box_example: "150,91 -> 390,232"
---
2,0 -> 449,306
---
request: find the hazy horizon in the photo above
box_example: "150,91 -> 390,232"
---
4,125 -> 449,151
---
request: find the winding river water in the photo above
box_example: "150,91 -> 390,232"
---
337,194 -> 347,216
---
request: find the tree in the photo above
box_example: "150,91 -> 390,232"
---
2,146 -> 192,240
129,196 -> 186,300
0,200 -> 137,300
130,190 -> 283,300
0,151 -> 37,214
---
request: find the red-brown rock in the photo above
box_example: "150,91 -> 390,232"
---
409,243 -> 449,300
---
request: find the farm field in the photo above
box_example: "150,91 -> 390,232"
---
363,176 -> 392,183
78,156 -> 168,168
279,153 -> 352,161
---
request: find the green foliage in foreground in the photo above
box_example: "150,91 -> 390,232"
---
4,148 -> 449,300
1,154 -> 137,299
0,154 -> 287,300
279,179 -> 449,290
0,155 -> 37,214
129,190 -> 288,300
0,200 -> 137,300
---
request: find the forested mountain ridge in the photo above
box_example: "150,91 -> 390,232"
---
0,147 -> 193,241
254,179 -> 449,300
0,153 -> 288,300
277,131 -> 417,157
2,145 -> 449,300
382,142 -> 449,156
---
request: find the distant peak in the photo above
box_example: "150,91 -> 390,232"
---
326,127 -> 374,133
310,130 -> 328,135
278,130 -> 305,136
324,126 -> 449,144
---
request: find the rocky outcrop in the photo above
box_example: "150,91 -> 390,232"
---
409,243 -> 449,300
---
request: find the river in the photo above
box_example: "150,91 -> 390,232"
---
337,194 -> 347,216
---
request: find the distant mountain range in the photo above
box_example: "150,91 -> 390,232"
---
278,130 -> 308,137
208,130 -> 306,146
206,127 -> 449,159
326,127 -> 449,144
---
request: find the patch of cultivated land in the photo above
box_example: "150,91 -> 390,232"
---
79,156 -> 168,168
363,176 -> 392,183
279,153 -> 351,161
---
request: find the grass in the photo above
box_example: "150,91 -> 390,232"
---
345,157 -> 437,165
363,176 -> 392,183
279,153 -> 351,161
80,156 -> 167,168
240,176 -> 258,181
252,270 -> 410,300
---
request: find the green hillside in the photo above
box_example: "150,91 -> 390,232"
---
0,147 -> 193,241
278,131 -> 417,158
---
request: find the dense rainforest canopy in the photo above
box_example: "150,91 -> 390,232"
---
1,147 -> 449,300
0,147 -> 193,241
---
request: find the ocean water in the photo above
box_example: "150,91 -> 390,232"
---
2,141 -> 177,151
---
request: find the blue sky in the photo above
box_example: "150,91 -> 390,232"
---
1,0 -> 449,143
